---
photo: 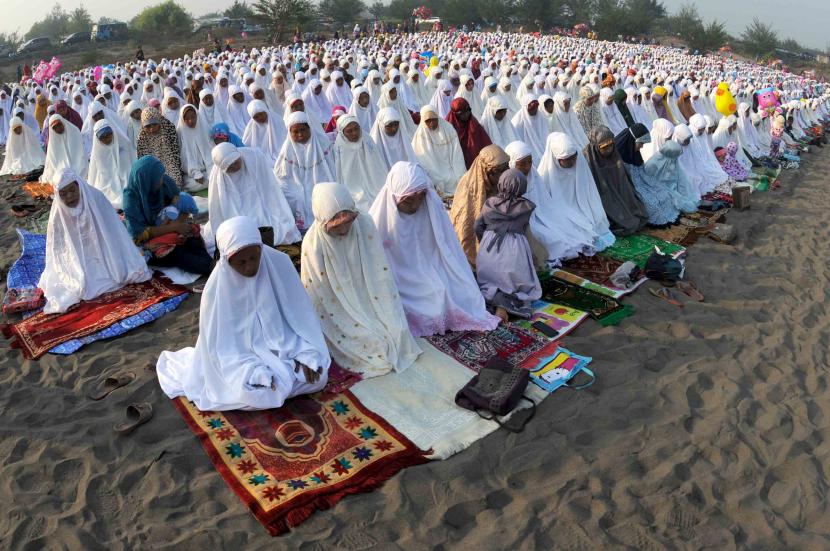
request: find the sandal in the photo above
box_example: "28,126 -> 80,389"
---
649,287 -> 683,307
114,403 -> 154,435
191,283 -> 206,294
88,371 -> 136,400
677,281 -> 704,302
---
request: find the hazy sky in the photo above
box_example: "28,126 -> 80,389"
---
1,0 -> 828,49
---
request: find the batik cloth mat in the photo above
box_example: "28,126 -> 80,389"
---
557,255 -> 647,297
172,391 -> 427,536
3,229 -> 188,358
598,233 -> 686,269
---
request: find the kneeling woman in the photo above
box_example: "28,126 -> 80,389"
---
39,169 -> 152,314
157,216 -> 330,411
302,183 -> 421,377
370,162 -> 501,337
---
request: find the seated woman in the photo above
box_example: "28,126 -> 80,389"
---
176,104 -> 214,192
687,114 -> 731,195
449,144 -> 510,265
411,105 -> 466,197
614,124 -> 680,226
156,215 -> 330,411
209,142 -> 301,245
302,183 -> 421,377
511,95 -> 549,160
370,161 -> 500,337
538,133 -> 615,251
370,107 -> 417,170
123,156 -> 213,275
583,126 -> 648,236
480,96 -> 518,149
644,140 -> 700,214
41,115 -> 88,183
505,141 -> 596,264
273,111 -> 336,231
39,169 -> 152,314
225,85 -> 251,136
0,118 -> 45,176
333,115 -> 388,211
137,107 -> 183,187
446,98 -> 492,169
88,119 -> 136,209
210,122 -> 245,147
475,169 -> 541,321
242,99 -> 287,165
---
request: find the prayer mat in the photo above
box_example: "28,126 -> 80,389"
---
321,362 -> 363,397
6,230 -> 46,290
192,188 -> 209,198
514,300 -> 589,338
22,182 -> 54,200
526,346 -> 594,394
641,223 -> 695,246
559,254 -> 642,291
426,323 -> 558,373
552,268 -> 646,299
701,191 -> 733,206
172,391 -> 427,536
2,277 -> 188,360
598,234 -> 685,269
538,273 -> 633,327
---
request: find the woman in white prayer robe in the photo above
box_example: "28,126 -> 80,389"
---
39,169 -> 152,314
538,132 -> 615,252
333,115 -> 388,211
369,162 -> 500,337
505,141 -> 595,264
88,119 -> 135,208
370,107 -> 417,171
549,91 -> 589,149
120,100 -> 144,149
377,81 -> 417,141
410,105 -> 466,196
225,85 -> 251,136
242,99 -> 287,165
480,96 -> 518,149
177,104 -> 214,191
156,215 -> 330,411
510,94 -> 549,160
209,142 -> 301,245
273,111 -> 336,230
41,115 -> 88,182
0,118 -> 45,176
347,85 -> 376,133
302,182 -> 421,378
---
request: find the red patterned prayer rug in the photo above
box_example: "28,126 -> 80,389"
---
1,277 -> 187,360
172,392 -> 427,536
426,323 -> 559,373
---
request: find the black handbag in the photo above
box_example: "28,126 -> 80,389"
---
455,358 -> 536,433
644,250 -> 683,284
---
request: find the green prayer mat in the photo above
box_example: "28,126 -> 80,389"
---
599,234 -> 685,269
538,272 -> 633,327
192,188 -> 209,198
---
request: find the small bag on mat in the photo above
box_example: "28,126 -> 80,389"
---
455,358 -> 536,433
644,249 -> 683,284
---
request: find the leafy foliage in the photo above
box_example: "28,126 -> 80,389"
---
740,17 -> 779,59
318,0 -> 368,26
225,1 -> 256,19
661,2 -> 729,53
0,32 -> 23,51
368,1 -> 386,19
131,1 -> 193,36
252,0 -> 315,41
25,4 -> 94,41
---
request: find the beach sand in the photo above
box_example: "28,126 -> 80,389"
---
2,151 -> 830,550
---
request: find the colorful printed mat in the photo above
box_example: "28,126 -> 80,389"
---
539,274 -> 633,326
598,234 -> 685,269
2,277 -> 187,360
172,392 -> 427,536
4,230 -> 189,357
526,346 -> 594,394
426,323 -> 559,372
514,300 -> 588,338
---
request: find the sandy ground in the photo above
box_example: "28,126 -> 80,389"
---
1,148 -> 830,551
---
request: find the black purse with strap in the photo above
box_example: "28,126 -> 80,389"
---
455,358 -> 536,433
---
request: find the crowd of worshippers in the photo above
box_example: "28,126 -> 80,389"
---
2,31 -> 828,411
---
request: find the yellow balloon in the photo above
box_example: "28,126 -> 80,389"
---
715,82 -> 737,117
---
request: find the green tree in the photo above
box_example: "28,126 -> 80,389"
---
517,0 -> 566,29
386,0 -> 420,21
225,1 -> 255,19
131,1 -> 193,36
318,0 -> 367,25
68,6 -> 94,34
252,0 -> 314,42
0,31 -> 22,50
478,0 -> 515,25
25,4 -> 70,41
741,17 -> 778,59
369,1 -> 386,19
563,0 -> 595,26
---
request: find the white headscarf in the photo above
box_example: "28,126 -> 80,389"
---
156,215 -> 330,411
197,89 -> 224,131
273,111 -> 336,229
377,81 -> 417,140
39,169 -> 151,314
225,85 -> 251,136
120,100 -> 143,148
333,115 -> 388,211
176,104 -> 214,190
208,142 -> 300,244
370,107 -> 416,170
325,70 -> 353,108
538,133 -> 614,250
736,102 -> 764,157
42,114 -> 88,182
455,74 -> 485,119
550,91 -> 589,149
301,182 -> 421,377
429,79 -> 454,118
599,88 -> 628,135
480,96 -> 518,149
0,118 -> 45,176
242,99 -> 288,164
369,162 -> 500,337
301,79 -> 332,126
347,86 -> 376,132
510,94 -> 549,160
81,101 -> 125,155
410,105 -> 466,196
161,88 -> 182,125
713,115 -> 752,169
641,118 -> 674,162
88,118 -> 136,208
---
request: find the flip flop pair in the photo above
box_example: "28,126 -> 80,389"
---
676,281 -> 704,302
649,282 -> 705,308
649,287 -> 683,307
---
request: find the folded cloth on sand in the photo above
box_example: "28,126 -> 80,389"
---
538,273 -> 633,326
2,276 -> 187,360
598,233 -> 685,268
171,390 -> 426,536
144,225 -> 201,258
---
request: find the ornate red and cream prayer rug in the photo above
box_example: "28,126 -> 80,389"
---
172,391 -> 427,536
2,277 -> 187,360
